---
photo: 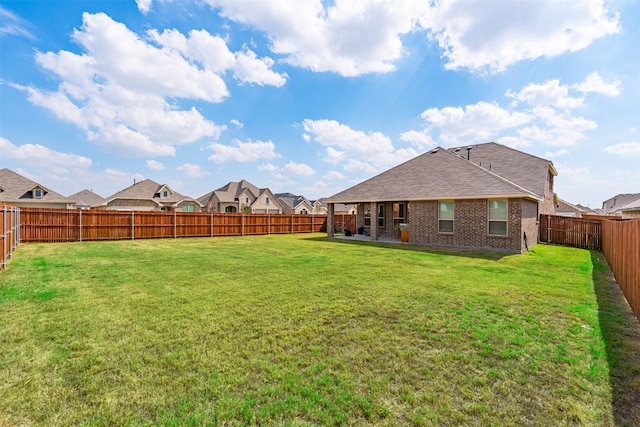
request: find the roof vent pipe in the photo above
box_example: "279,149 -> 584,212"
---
466,146 -> 472,160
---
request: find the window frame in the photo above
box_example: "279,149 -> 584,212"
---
33,188 -> 43,199
364,204 -> 371,226
438,201 -> 454,234
393,203 -> 407,229
377,203 -> 385,228
488,199 -> 508,236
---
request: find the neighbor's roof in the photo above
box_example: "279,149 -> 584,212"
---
602,193 -> 640,213
100,179 -> 200,207
556,198 -> 585,214
620,197 -> 640,212
69,189 -> 104,207
276,193 -> 310,209
0,168 -> 75,205
204,179 -> 261,204
325,147 -> 542,204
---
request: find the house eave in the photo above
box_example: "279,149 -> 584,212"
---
325,193 -> 542,205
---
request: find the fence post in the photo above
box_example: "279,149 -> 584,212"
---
311,214 -> 314,233
131,211 -> 135,240
9,206 -> 14,261
268,213 -> 270,235
290,214 -> 294,234
16,207 -> 20,244
174,210 -> 177,239
210,212 -> 213,237
242,213 -> 245,236
2,205 -> 6,269
546,215 -> 551,243
79,209 -> 83,242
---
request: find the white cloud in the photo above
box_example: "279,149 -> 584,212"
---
233,48 -> 288,87
545,149 -> 570,158
422,0 -> 620,73
420,102 -> 531,146
603,142 -> 640,156
204,0 -> 427,76
208,139 -> 280,162
258,162 -> 278,172
507,79 -> 583,109
146,160 -> 165,170
573,71 -> 621,96
302,119 -> 417,173
230,119 -> 244,128
325,170 -> 346,180
0,137 -> 92,170
176,163 -> 209,177
19,12 -> 289,157
282,161 -> 315,176
135,0 -> 152,14
0,5 -> 35,39
398,130 -> 435,148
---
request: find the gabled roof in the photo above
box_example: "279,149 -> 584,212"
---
198,179 -> 265,206
69,189 -> 104,207
325,147 -> 542,204
276,193 -> 311,209
620,198 -> 640,212
557,198 -> 586,214
100,179 -> 200,207
447,142 -> 555,199
0,168 -> 75,205
602,193 -> 640,213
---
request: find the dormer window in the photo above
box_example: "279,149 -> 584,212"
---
34,188 -> 43,199
266,197 -> 269,204
163,190 -> 168,198
245,197 -> 249,203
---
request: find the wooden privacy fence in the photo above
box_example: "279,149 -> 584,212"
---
601,219 -> 640,323
1,205 -> 21,270
539,215 -> 602,250
19,208 -> 356,243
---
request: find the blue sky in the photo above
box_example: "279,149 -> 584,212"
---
1,0 -> 638,208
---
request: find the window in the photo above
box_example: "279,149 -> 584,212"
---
393,203 -> 406,228
162,190 -> 169,198
33,188 -> 43,199
266,197 -> 270,204
488,200 -> 508,236
182,204 -> 195,212
245,197 -> 249,203
378,204 -> 385,227
300,209 -> 308,214
438,201 -> 454,233
364,205 -> 371,226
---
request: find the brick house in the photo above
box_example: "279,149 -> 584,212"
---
0,168 -> 76,209
96,179 -> 202,211
324,142 -> 557,253
198,180 -> 283,214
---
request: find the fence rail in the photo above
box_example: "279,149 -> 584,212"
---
1,205 -> 21,270
18,208 -> 355,243
602,219 -> 640,323
539,215 -> 602,250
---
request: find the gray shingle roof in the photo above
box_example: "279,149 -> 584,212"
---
447,142 -> 555,199
325,146 -> 543,203
602,193 -> 640,213
101,179 -> 199,207
68,189 -> 104,207
0,168 -> 75,205
198,179 -> 262,206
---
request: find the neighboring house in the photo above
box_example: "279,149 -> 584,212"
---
618,198 -> 640,219
310,200 -> 327,214
276,193 -> 314,214
198,180 -> 283,214
324,142 -> 557,253
556,198 -> 586,217
0,168 -> 76,209
95,179 -> 202,212
69,189 -> 104,210
602,193 -> 640,216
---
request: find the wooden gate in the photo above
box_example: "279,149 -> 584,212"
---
539,215 -> 602,250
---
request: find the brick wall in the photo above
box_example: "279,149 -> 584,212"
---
539,170 -> 556,216
407,198 -> 524,253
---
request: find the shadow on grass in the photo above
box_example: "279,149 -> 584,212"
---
591,250 -> 640,426
301,235 -> 512,261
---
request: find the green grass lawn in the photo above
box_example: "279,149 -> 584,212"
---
1,234 -> 639,426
